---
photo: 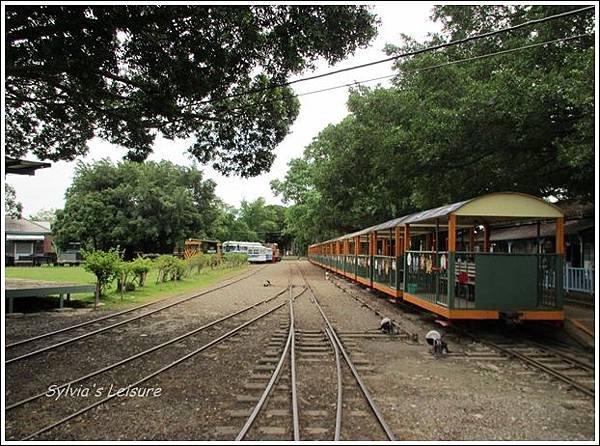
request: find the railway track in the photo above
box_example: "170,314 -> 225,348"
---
300,268 -> 396,441
225,264 -> 396,441
5,265 -> 268,364
471,337 -> 595,398
235,288 -> 299,440
321,265 -> 596,399
8,283 -> 304,440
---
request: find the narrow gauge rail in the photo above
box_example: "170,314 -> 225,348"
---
299,266 -> 396,441
7,265 -> 266,349
18,284 -> 306,441
236,287 -> 300,440
470,336 -> 595,398
326,266 -> 595,399
6,265 -> 268,364
6,287 -> 290,411
235,270 -> 397,441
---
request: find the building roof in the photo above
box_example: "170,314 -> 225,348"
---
5,218 -> 52,235
483,218 -> 594,242
5,157 -> 51,175
555,199 -> 594,219
29,221 -> 52,231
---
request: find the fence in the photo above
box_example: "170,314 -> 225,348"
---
544,266 -> 595,294
565,267 -> 595,294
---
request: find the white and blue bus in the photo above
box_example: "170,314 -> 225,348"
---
223,241 -> 272,263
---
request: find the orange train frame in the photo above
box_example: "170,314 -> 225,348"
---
308,192 -> 566,322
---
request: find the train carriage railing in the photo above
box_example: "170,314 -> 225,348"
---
356,255 -> 371,281
345,255 -> 356,276
402,251 -> 563,311
372,255 -> 401,291
454,252 -> 476,309
404,251 -> 448,306
337,254 -> 344,272
538,254 -> 562,308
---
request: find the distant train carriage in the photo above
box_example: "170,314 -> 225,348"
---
264,243 -> 281,262
308,192 -> 566,322
223,241 -> 272,263
180,239 -> 221,259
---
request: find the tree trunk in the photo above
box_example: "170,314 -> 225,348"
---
95,282 -> 100,309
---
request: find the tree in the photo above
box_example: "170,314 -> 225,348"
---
6,5 -> 377,177
273,5 -> 594,249
28,208 -> 57,224
5,183 -> 23,219
210,202 -> 254,242
53,160 -> 219,257
81,247 -> 122,302
208,197 -> 289,247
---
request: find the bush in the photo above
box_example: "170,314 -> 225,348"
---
155,255 -> 186,282
81,248 -> 122,297
131,256 -> 153,287
223,252 -> 248,267
186,253 -> 211,275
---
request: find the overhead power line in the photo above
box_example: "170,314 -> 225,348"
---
209,32 -> 591,116
295,33 -> 593,98
200,5 -> 594,105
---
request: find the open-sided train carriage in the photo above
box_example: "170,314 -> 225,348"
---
309,192 -> 565,322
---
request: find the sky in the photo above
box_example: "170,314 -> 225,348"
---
6,2 -> 441,218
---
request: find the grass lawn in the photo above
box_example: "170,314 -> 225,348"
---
5,264 -> 250,311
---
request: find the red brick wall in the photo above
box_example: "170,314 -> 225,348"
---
43,235 -> 54,253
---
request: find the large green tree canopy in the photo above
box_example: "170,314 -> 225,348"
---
6,5 -> 377,176
4,183 -> 23,219
273,5 -> 594,250
53,160 -> 220,256
212,198 -> 289,247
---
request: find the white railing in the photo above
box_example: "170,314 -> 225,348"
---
565,267 -> 595,294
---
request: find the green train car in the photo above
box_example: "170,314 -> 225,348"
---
308,192 -> 565,322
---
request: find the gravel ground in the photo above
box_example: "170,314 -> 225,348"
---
5,260 -> 596,441
5,265 -> 261,344
5,262 -> 291,440
301,262 -> 595,441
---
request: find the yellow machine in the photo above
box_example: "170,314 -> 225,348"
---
181,239 -> 222,259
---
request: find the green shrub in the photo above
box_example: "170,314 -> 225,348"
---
223,252 -> 248,267
131,256 -> 153,287
155,255 -> 186,282
81,248 -> 122,297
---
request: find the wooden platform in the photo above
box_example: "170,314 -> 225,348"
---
5,279 -> 95,313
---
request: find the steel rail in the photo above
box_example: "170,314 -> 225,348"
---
7,265 -> 266,349
6,287 -> 290,411
456,326 -> 595,398
325,326 -> 343,441
512,340 -> 595,373
236,300 -> 294,441
299,265 -> 396,441
478,339 -> 595,398
327,273 -> 415,340
290,287 -> 300,441
6,267 -> 271,364
21,292 -> 294,441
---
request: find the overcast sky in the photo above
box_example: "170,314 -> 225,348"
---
6,2 -> 441,218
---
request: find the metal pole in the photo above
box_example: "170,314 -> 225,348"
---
435,218 -> 440,303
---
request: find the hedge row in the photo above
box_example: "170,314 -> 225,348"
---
81,249 -> 249,297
